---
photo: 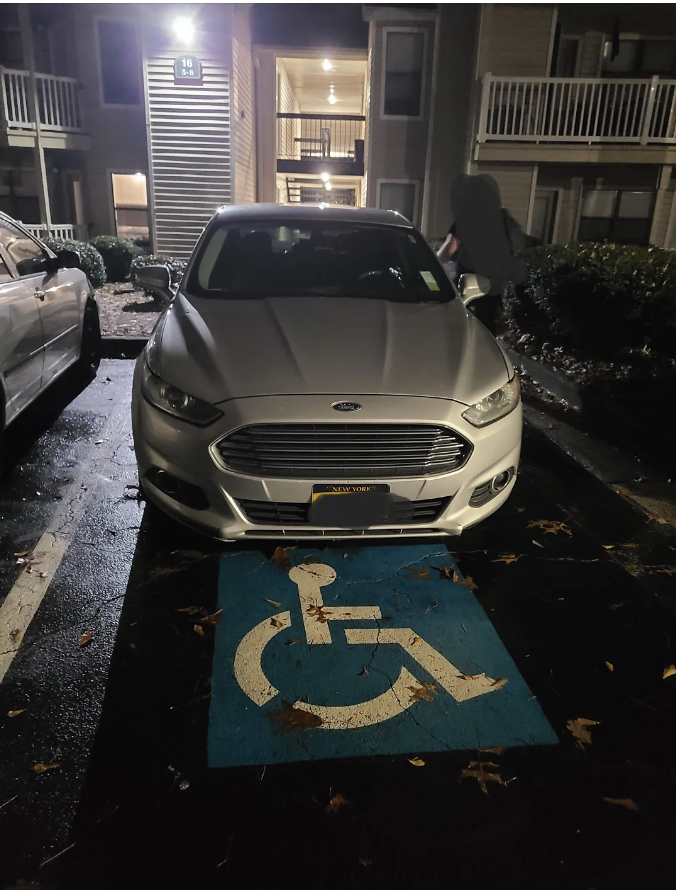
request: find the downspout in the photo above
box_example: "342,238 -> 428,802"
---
420,7 -> 441,236
140,6 -> 157,253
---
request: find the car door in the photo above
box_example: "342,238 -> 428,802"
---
2,220 -> 81,382
0,232 -> 45,423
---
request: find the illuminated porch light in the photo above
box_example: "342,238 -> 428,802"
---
172,16 -> 195,43
327,94 -> 337,104
321,172 -> 330,182
324,181 -> 332,191
322,59 -> 333,71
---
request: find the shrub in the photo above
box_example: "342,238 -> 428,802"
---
130,237 -> 152,255
89,235 -> 144,282
44,237 -> 106,288
130,254 -> 188,294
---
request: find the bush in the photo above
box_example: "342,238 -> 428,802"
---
130,237 -> 151,255
89,235 -> 144,283
130,254 -> 188,294
44,237 -> 106,288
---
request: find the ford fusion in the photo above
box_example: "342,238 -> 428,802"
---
131,204 -> 521,541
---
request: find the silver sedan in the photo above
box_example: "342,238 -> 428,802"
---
132,204 -> 521,541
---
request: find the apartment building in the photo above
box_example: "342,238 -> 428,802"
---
2,3 -> 676,256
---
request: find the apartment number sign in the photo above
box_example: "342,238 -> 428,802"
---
174,56 -> 203,85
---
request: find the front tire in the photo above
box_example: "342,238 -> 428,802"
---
75,296 -> 102,382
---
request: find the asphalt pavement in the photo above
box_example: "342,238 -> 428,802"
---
1,360 -> 675,890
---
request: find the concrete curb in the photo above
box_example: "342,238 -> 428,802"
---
524,403 -> 676,531
503,344 -> 583,410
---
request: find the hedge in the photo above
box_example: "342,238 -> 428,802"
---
89,235 -> 144,283
502,241 -> 676,421
44,237 -> 106,289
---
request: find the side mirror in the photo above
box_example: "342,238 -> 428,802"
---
134,264 -> 174,303
15,254 -> 54,277
459,273 -> 492,307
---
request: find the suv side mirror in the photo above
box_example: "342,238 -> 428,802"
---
459,273 -> 492,307
134,264 -> 174,303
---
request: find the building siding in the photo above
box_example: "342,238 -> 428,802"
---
232,6 -> 256,204
478,5 -> 556,77
143,9 -> 232,257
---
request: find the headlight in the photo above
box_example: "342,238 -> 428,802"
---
462,377 -> 520,428
141,363 -> 222,426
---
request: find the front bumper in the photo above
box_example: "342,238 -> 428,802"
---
131,359 -> 522,541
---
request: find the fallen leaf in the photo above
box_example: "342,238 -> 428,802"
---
481,747 -> 506,755
532,540 -> 544,548
615,488 -> 630,496
285,638 -> 301,646
307,604 -> 331,623
408,757 -> 425,767
609,602 -> 627,611
33,763 -> 59,774
567,717 -> 600,748
656,566 -> 676,575
490,677 -> 508,690
460,760 -> 506,794
7,709 -> 26,718
492,554 -> 521,565
78,632 -> 94,647
326,793 -> 350,814
176,606 -> 204,615
343,553 -> 348,558
171,549 -> 207,561
528,519 -> 572,536
198,610 -> 222,626
425,599 -> 438,614
407,681 -> 438,703
602,797 -> 640,811
646,514 -> 668,526
148,565 -> 185,581
516,507 -> 526,513
457,672 -> 482,680
14,550 -> 31,558
458,574 -> 478,590
404,564 -> 431,580
662,665 -> 676,680
621,543 -> 639,549
606,661 -> 614,672
602,545 -> 614,550
358,666 -> 369,676
269,618 -> 284,629
193,624 -> 205,636
411,636 -> 422,647
267,700 -> 323,734
129,643 -> 136,649
264,598 -> 282,607
39,572 -> 48,579
437,565 -> 455,580
271,546 -> 295,571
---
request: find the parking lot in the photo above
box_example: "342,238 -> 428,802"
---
1,360 -> 676,890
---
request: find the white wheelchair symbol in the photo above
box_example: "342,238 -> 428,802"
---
234,563 -> 501,730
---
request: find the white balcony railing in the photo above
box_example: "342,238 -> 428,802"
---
20,223 -> 85,242
1,67 -> 83,133
478,73 -> 676,145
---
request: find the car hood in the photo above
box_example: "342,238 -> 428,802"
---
156,293 -> 511,407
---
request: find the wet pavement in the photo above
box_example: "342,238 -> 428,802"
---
1,360 -> 676,890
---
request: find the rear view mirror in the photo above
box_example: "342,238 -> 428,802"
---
459,273 -> 492,307
134,264 -> 174,303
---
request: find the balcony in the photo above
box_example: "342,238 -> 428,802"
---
1,67 -> 89,150
20,223 -> 87,242
277,113 -> 365,176
476,74 -> 676,162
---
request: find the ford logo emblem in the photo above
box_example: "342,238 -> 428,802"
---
332,401 -> 362,412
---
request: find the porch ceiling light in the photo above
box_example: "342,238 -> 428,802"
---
324,181 -> 332,191
172,16 -> 195,44
323,59 -> 333,71
327,94 -> 337,105
321,172 -> 330,182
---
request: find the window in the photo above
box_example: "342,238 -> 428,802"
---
578,190 -> 654,245
97,19 -> 141,105
186,219 -> 454,303
602,39 -> 676,78
531,191 -> 559,244
0,255 -> 11,282
383,30 -> 425,117
111,173 -> 149,239
378,182 -> 417,224
554,37 -> 579,77
0,220 -> 48,276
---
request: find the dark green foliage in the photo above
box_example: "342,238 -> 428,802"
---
44,237 -> 106,288
89,235 -> 144,282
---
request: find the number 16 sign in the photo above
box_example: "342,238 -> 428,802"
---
174,56 -> 203,85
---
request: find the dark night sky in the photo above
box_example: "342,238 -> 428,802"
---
252,3 -> 369,49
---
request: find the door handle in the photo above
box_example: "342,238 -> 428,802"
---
34,288 -> 45,301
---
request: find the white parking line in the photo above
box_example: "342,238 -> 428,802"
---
0,389 -> 133,684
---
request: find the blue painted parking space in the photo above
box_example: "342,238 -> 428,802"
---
208,544 -> 558,768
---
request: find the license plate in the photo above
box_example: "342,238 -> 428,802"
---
309,484 -> 391,528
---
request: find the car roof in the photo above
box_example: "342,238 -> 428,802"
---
211,203 -> 415,229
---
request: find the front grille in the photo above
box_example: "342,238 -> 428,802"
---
237,496 -> 451,526
215,424 -> 472,479
244,528 -> 443,537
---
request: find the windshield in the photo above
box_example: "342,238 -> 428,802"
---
184,220 -> 454,303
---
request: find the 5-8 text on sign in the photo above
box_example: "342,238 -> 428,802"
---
174,56 -> 203,85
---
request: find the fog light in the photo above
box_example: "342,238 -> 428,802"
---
490,470 -> 512,494
146,467 -> 209,511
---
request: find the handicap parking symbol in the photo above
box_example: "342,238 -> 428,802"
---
208,545 -> 557,767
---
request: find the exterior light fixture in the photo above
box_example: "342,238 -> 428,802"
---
321,172 -> 329,182
324,181 -> 332,191
134,171 -> 144,178
323,59 -> 333,71
172,16 -> 195,44
327,94 -> 337,105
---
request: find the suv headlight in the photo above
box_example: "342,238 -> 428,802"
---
141,363 -> 222,426
462,377 -> 520,428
